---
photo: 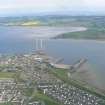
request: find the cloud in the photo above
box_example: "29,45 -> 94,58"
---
0,0 -> 105,16
0,0 -> 87,12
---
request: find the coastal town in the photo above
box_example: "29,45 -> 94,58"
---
0,0 -> 105,105
0,50 -> 104,105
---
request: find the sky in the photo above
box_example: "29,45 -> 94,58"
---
0,0 -> 105,16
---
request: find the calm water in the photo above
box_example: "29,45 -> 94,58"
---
0,26 -> 105,88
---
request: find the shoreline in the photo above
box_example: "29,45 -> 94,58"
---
2,25 -> 105,42
0,25 -> 87,39
53,37 -> 105,43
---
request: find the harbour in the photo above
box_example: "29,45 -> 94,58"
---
0,26 -> 105,91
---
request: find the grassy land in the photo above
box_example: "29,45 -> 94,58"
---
57,29 -> 105,40
0,72 -> 15,78
52,68 -> 68,79
0,64 -> 14,68
21,21 -> 41,26
22,88 -> 34,97
0,103 -> 12,105
34,92 -> 63,105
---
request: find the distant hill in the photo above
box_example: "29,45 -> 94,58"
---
1,16 -> 105,40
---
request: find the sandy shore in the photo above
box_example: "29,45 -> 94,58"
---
24,26 -> 87,39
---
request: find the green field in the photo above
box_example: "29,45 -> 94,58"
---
57,28 -> 105,40
51,68 -> 68,79
0,64 -> 14,68
0,72 -> 15,78
0,103 -> 12,105
34,92 -> 62,105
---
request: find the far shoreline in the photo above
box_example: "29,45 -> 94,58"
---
53,37 -> 105,43
1,25 -> 105,43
